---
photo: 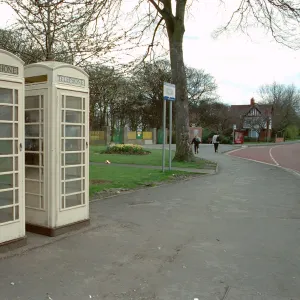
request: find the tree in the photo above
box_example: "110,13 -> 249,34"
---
129,0 -> 300,161
214,1 -> 300,50
259,82 -> 300,133
3,0 -> 125,65
190,100 -> 232,132
186,67 -> 218,106
243,114 -> 270,141
0,29 -> 43,64
131,60 -> 172,129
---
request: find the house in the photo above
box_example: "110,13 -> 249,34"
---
231,98 -> 273,141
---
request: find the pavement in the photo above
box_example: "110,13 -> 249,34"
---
0,144 -> 300,300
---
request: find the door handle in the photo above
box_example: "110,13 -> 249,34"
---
20,143 -> 23,152
86,141 -> 88,149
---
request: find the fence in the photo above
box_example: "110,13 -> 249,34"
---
89,127 -> 156,145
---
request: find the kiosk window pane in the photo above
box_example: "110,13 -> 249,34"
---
14,124 -> 18,138
65,180 -> 82,194
40,96 -> 44,108
15,141 -> 18,154
0,122 -> 12,138
0,207 -> 13,223
66,193 -> 81,208
66,96 -> 81,109
25,180 -> 39,194
65,153 -> 81,165
25,153 -> 39,166
65,125 -> 81,137
65,139 -> 82,151
15,189 -> 19,204
0,140 -> 13,155
65,111 -> 81,123
65,167 -> 81,180
0,174 -> 13,190
15,205 -> 19,220
0,88 -> 13,104
25,96 -> 39,109
25,139 -> 40,151
14,106 -> 18,121
0,190 -> 13,206
25,167 -> 40,180
25,125 -> 39,137
15,173 -> 18,187
26,194 -> 40,208
0,157 -> 13,172
14,90 -> 18,104
15,157 -> 18,171
25,110 -> 39,123
0,106 -> 13,121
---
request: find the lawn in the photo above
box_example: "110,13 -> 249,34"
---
89,164 -> 192,196
89,145 -> 215,169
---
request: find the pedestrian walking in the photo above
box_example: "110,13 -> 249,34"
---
191,135 -> 201,154
212,134 -> 220,153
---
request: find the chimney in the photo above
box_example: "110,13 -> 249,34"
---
250,98 -> 255,106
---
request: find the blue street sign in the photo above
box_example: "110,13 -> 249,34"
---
163,82 -> 175,101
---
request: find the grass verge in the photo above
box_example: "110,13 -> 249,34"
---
90,164 -> 197,198
90,145 -> 216,169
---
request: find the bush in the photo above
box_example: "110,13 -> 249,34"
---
285,125 -> 299,140
103,144 -> 151,155
220,135 -> 231,144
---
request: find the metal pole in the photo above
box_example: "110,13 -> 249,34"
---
169,101 -> 172,171
162,99 -> 166,172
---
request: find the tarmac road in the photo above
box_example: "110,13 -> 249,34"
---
228,143 -> 300,175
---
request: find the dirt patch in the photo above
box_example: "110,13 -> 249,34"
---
90,179 -> 112,185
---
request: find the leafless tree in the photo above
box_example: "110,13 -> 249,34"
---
122,0 -> 300,161
0,28 -> 43,64
3,0 -> 127,65
214,1 -> 300,50
244,114 -> 270,141
259,82 -> 300,133
186,67 -> 218,106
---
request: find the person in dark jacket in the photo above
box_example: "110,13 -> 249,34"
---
191,135 -> 201,154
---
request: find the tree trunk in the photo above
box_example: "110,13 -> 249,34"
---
169,23 -> 194,162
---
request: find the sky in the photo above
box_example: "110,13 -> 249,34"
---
1,0 -> 300,105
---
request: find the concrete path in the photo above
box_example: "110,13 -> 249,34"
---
0,146 -> 299,299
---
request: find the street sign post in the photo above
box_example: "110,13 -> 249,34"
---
162,82 -> 175,172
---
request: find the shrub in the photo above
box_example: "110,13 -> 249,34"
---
285,125 -> 299,140
220,135 -> 231,144
103,144 -> 151,155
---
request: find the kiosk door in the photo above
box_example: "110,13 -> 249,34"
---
59,90 -> 89,220
0,82 -> 24,243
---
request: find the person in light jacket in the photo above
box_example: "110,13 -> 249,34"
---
212,134 -> 220,153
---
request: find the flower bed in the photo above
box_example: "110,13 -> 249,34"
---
102,144 -> 151,155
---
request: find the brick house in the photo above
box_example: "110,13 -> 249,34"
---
231,98 -> 273,141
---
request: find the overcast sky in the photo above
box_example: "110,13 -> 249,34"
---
1,0 -> 299,105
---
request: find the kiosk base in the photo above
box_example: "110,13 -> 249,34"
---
0,237 -> 27,253
26,219 -> 90,237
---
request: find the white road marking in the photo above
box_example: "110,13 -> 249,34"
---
226,150 -> 300,178
269,146 -> 280,166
